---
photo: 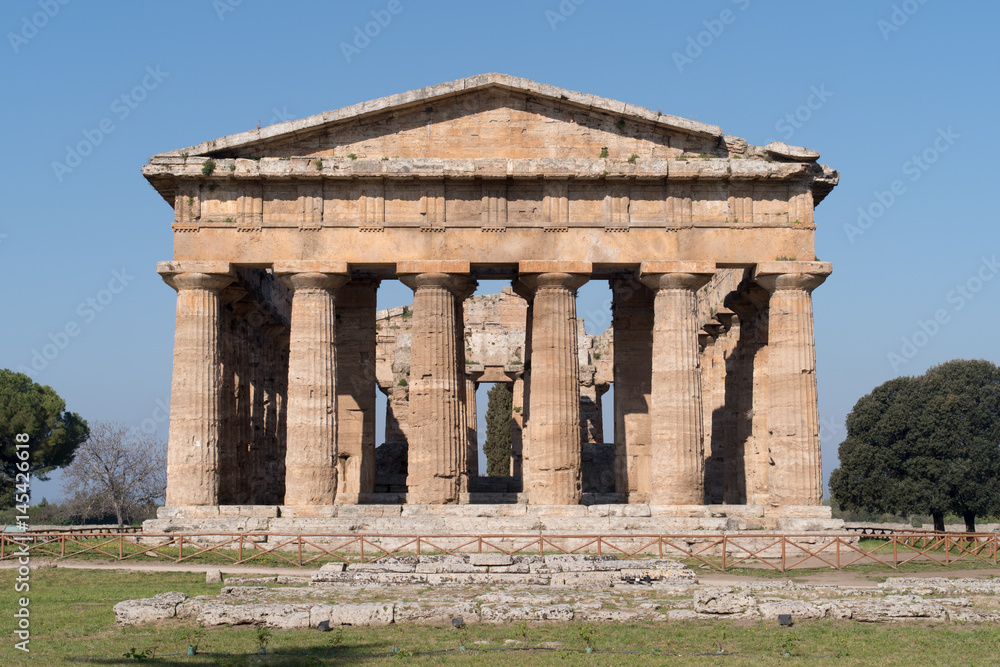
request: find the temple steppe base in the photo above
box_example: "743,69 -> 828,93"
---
143,504 -> 843,555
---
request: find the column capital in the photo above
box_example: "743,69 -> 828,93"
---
639,260 -> 715,292
274,261 -> 350,292
399,272 -> 476,297
516,264 -> 590,293
725,283 -> 771,321
157,261 -> 234,292
278,272 -> 350,292
753,261 -> 832,294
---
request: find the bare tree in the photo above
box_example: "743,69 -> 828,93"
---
62,422 -> 167,529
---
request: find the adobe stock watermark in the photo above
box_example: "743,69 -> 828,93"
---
7,0 -> 70,54
12,432 -> 32,653
51,65 -> 169,183
212,0 -> 243,21
18,268 -> 135,376
340,0 -> 407,64
877,0 -> 930,41
672,0 -> 751,74
887,254 -> 998,372
773,85 -> 833,142
843,126 -> 958,244
140,398 -> 171,435
545,0 -> 586,31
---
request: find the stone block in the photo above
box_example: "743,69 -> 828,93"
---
206,570 -> 222,584
349,560 -> 416,573
197,602 -> 310,629
470,553 -> 513,567
310,603 -> 394,627
114,592 -> 188,626
395,602 -> 481,624
757,600 -> 825,620
693,590 -> 756,614
480,603 -> 574,623
277,505 -> 339,518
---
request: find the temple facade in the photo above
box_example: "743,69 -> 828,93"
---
144,74 -> 838,516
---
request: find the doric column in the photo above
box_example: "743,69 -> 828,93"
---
510,375 -> 525,478
610,276 -> 654,501
725,285 -> 771,505
334,277 -> 380,502
157,261 -> 234,506
466,377 -> 479,479
399,261 -> 474,504
754,261 -> 832,507
640,261 -> 715,506
518,261 -> 590,505
275,261 -> 350,506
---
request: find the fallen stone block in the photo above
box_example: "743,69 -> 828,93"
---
693,590 -> 756,614
480,603 -> 573,623
310,603 -> 394,627
197,602 -> 310,628
394,601 -> 480,624
757,600 -> 825,620
114,592 -> 189,626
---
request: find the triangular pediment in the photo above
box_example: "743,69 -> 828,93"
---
161,74 -> 729,162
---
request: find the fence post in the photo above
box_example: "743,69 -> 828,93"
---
119,535 -> 123,560
722,535 -> 727,571
239,534 -> 244,562
781,537 -> 786,572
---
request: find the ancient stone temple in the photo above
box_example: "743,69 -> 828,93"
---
143,74 -> 839,531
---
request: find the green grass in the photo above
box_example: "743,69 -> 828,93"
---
3,569 -> 1000,665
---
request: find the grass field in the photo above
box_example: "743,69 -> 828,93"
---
2,568 -> 1000,665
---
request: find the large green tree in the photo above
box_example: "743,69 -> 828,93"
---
0,369 -> 89,508
483,383 -> 513,477
830,359 -> 1000,532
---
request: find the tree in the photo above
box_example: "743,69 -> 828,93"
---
0,369 -> 89,507
830,360 -> 1000,532
62,422 -> 167,529
483,383 -> 513,477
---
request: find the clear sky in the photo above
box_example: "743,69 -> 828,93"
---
2,0 -> 997,503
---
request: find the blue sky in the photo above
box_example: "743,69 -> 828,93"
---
2,0 -> 997,503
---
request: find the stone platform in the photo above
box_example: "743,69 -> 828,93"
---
143,503 -> 841,537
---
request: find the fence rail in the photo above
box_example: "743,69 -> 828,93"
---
1,532 -> 997,573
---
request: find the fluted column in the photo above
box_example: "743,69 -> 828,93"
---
640,261 -> 715,506
725,286 -> 771,505
158,262 -> 234,506
275,262 -> 350,506
518,262 -> 590,505
510,375 -> 525,478
466,377 -> 479,479
334,277 -> 380,502
754,261 -> 832,507
400,262 -> 474,504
